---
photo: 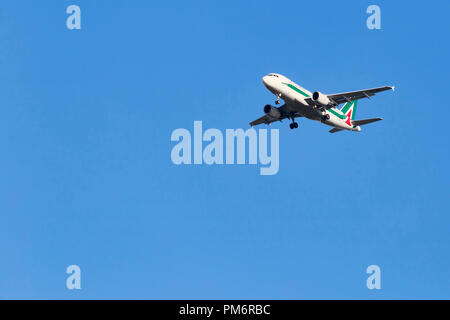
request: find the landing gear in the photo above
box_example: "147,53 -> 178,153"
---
289,122 -> 299,130
289,116 -> 299,130
275,94 -> 281,105
321,114 -> 330,122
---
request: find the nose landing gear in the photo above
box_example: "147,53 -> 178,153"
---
275,94 -> 281,105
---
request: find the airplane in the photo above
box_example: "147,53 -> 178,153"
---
250,73 -> 394,133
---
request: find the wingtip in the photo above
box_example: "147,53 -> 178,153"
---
391,86 -> 395,92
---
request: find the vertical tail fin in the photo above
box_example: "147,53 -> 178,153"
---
340,100 -> 358,126
340,100 -> 358,120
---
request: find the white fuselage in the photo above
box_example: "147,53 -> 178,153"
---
262,74 -> 361,132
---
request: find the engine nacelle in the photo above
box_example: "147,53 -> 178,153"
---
264,104 -> 281,119
312,91 -> 331,107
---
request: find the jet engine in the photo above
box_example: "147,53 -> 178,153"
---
312,91 -> 331,107
264,104 -> 281,119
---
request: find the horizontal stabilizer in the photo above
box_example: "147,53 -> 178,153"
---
352,118 -> 383,126
329,128 -> 343,134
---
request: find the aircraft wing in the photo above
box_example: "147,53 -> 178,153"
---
250,104 -> 301,127
250,115 -> 277,127
326,86 -> 395,105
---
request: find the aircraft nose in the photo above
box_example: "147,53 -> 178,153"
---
262,76 -> 271,87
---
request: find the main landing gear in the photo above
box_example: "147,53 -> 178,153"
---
321,114 -> 330,122
289,115 -> 299,130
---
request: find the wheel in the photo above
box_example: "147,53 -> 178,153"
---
289,123 -> 294,130
294,122 -> 299,128
275,100 -> 280,105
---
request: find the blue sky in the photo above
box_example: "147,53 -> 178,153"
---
0,0 -> 449,299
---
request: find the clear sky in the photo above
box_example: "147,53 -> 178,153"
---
0,0 -> 449,299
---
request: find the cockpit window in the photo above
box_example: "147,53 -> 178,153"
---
268,74 -> 279,78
